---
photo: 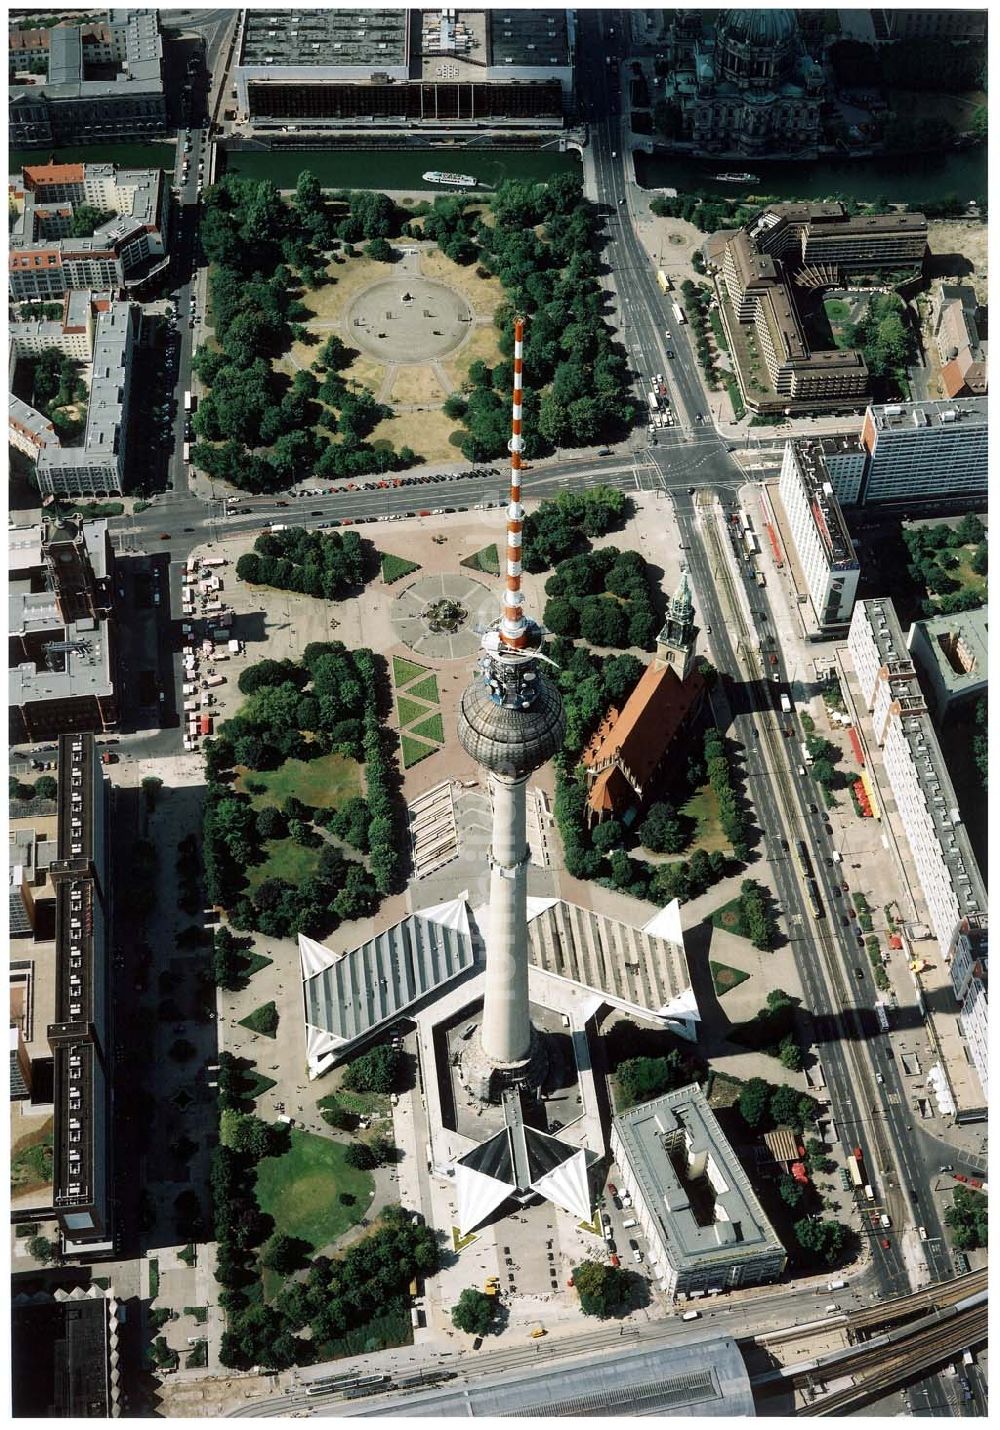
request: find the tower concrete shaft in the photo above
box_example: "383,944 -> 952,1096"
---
480,773 -> 532,1065
456,313 -> 565,1099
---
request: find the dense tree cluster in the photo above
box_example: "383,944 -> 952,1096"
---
793,1217 -> 848,1266
848,292 -> 914,391
413,197 -> 480,265
738,878 -> 777,951
17,347 -> 87,437
451,1288 -> 498,1336
202,643 -> 401,937
637,801 -> 685,855
973,697 -> 987,791
543,546 -> 659,651
192,175 -> 412,491
441,176 -> 636,460
572,1259 -> 631,1318
738,1076 -> 817,1134
616,1050 -> 688,1105
704,728 -> 749,860
945,1186 -> 988,1250
341,1044 -> 403,1096
650,190 -> 754,233
219,1204 -> 437,1371
902,518 -> 987,613
522,486 -> 629,573
236,527 -> 370,600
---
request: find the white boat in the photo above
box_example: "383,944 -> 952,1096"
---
711,171 -> 759,184
422,170 -> 477,188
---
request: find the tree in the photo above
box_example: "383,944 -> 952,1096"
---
956,513 -> 985,545
27,1234 -> 56,1264
770,1083 -> 812,1130
261,1233 -> 311,1275
34,775 -> 58,800
738,1076 -> 774,1129
778,1034 -> 804,1072
617,1052 -> 686,1105
572,1259 -> 630,1318
344,1141 -> 378,1171
945,1187 -> 988,1250
794,1217 -> 847,1265
341,1043 -> 402,1095
638,802 -> 685,855
142,775 -> 164,810
779,1175 -> 805,1208
451,1288 -> 497,1336
591,818 -> 624,856
364,237 -> 394,262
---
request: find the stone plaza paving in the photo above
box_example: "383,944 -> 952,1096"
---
390,571 -> 497,659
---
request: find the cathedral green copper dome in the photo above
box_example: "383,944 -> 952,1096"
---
718,9 -> 797,48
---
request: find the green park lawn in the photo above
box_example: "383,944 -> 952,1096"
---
461,544 -> 500,576
392,656 -> 430,687
401,735 -> 436,769
411,712 -> 444,744
381,553 -> 421,585
247,838 -> 321,891
396,694 -> 432,728
710,896 -> 749,940
238,752 -> 361,811
710,960 -> 750,997
679,782 -> 728,855
254,1129 -> 373,1253
408,673 -> 440,704
11,1123 -> 53,1196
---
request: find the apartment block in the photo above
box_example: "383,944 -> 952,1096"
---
33,301 -> 139,498
47,733 -> 113,1253
610,1084 -> 786,1299
906,607 -> 988,723
848,599 -> 987,959
9,9 -> 166,149
778,439 -> 860,628
9,518 -> 118,743
9,161 -> 170,301
859,399 -> 987,505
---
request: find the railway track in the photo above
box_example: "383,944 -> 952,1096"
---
799,1303 -> 987,1415
848,1268 -> 987,1333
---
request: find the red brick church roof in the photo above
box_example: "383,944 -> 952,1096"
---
583,660 -> 704,817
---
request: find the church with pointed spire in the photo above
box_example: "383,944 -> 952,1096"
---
583,569 -> 706,826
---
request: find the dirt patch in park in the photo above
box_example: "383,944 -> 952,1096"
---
387,365 -> 450,406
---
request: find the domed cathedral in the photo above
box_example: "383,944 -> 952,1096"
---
660,8 -> 826,159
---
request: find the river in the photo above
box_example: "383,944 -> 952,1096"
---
220,146 -> 579,190
635,146 -> 988,207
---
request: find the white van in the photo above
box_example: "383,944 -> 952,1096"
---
681,1310 -> 700,1321
183,700 -> 197,712
622,1217 -> 638,1229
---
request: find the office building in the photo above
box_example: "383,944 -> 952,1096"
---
32,301 -> 140,498
778,439 -> 860,629
660,9 -> 825,158
235,9 -> 574,128
9,518 -> 118,743
611,1083 -> 787,1299
9,161 -> 171,300
719,201 -> 928,414
906,607 -> 988,723
9,9 -> 166,148
11,1283 -> 122,1417
859,399 -> 988,505
848,599 -> 987,958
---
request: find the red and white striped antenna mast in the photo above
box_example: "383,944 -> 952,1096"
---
499,315 -> 528,651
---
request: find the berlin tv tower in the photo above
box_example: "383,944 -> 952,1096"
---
457,317 -> 565,1100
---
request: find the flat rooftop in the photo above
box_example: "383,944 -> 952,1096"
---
867,397 -> 987,434
614,1083 -> 785,1273
857,599 -> 986,922
240,9 -> 409,68
908,606 -> 988,697
789,440 -> 860,568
